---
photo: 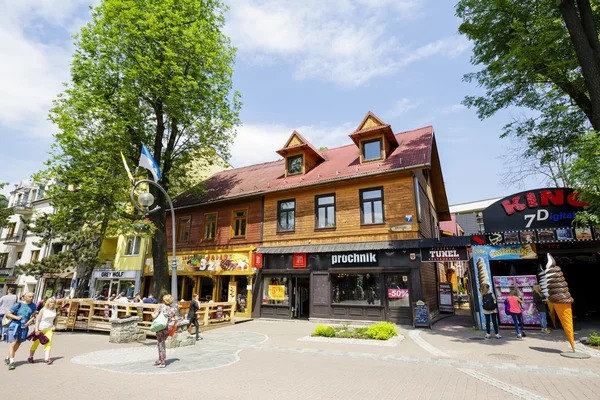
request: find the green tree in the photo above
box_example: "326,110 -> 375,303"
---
0,182 -> 11,229
48,0 -> 240,298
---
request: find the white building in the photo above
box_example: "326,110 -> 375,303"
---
0,179 -> 64,298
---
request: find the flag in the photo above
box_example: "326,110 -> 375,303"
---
139,144 -> 162,182
120,152 -> 134,184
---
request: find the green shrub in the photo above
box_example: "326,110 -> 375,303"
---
312,324 -> 336,337
366,322 -> 398,340
590,332 -> 600,347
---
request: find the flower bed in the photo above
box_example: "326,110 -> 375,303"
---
311,322 -> 398,341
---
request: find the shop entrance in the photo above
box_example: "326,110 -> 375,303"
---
384,273 -> 411,324
292,277 -> 310,319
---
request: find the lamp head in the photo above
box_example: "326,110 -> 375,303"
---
138,192 -> 155,208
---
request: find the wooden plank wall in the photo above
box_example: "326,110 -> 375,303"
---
262,171 -> 419,247
420,261 -> 439,315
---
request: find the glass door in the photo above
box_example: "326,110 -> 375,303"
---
385,274 -> 411,323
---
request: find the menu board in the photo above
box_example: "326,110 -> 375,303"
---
438,282 -> 454,313
413,301 -> 431,328
493,275 -> 540,326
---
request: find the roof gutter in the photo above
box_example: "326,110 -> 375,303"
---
171,162 -> 431,211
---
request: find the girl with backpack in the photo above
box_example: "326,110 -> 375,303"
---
532,285 -> 551,334
480,283 -> 501,339
506,288 -> 525,338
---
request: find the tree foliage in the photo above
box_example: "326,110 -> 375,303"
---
0,182 -> 10,229
47,0 -> 240,298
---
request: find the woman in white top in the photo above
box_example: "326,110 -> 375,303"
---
28,297 -> 57,365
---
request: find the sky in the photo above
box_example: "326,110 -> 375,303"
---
0,0 -> 542,204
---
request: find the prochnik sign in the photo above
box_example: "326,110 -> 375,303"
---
421,247 -> 468,262
331,252 -> 377,267
482,188 -> 587,232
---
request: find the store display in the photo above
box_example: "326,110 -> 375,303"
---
493,275 -> 540,326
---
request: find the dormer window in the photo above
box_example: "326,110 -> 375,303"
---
287,155 -> 303,175
362,138 -> 383,161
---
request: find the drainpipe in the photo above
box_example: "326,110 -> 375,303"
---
138,236 -> 149,295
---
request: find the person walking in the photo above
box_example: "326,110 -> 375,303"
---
480,283 -> 501,339
4,292 -> 37,370
188,294 -> 201,341
0,288 -> 18,341
533,284 -> 551,334
151,294 -> 178,368
28,297 -> 57,364
506,288 -> 525,338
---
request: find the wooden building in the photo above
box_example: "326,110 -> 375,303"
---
168,111 -> 450,324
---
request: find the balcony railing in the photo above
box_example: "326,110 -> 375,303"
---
3,233 -> 26,245
0,268 -> 15,277
12,201 -> 33,214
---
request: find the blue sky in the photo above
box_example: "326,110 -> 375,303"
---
0,0 -> 541,204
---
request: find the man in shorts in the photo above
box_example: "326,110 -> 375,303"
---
4,292 -> 37,370
0,288 -> 18,340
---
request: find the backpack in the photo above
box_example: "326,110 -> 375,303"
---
482,293 -> 496,311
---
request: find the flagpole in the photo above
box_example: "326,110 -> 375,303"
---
129,179 -> 178,303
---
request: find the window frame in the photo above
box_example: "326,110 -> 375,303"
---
124,236 -> 142,256
314,193 -> 336,229
6,222 -> 16,238
231,208 -> 248,238
30,249 -> 40,263
287,154 -> 303,176
361,138 -> 383,162
203,212 -> 218,241
277,199 -> 296,233
360,187 -> 385,225
0,253 -> 8,268
176,216 -> 191,243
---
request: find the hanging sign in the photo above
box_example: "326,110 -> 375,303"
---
293,253 -> 307,268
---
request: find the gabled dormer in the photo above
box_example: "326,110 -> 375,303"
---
276,131 -> 325,177
349,111 -> 398,164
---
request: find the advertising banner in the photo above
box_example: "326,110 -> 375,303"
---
268,285 -> 285,301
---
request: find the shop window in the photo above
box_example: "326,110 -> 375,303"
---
203,213 -> 217,240
287,154 -> 303,175
0,253 -> 8,268
360,187 -> 384,225
119,280 -> 136,298
30,250 -> 40,262
262,276 -> 289,305
386,275 -> 410,307
277,199 -> 296,232
331,273 -> 380,305
124,236 -> 142,256
315,194 -> 336,229
177,216 -> 191,242
362,138 -> 382,161
231,209 -> 247,238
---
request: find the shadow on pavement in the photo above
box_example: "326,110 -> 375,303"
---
529,346 -> 562,354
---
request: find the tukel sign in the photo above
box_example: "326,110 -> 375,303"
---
421,247 -> 468,262
482,188 -> 587,232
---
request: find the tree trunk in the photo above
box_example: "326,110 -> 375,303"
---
559,0 -> 600,131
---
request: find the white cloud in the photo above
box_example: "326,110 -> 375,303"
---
388,98 -> 419,118
440,103 -> 467,114
230,121 -> 355,168
226,0 -> 468,87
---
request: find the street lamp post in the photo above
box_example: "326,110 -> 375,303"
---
130,179 -> 178,303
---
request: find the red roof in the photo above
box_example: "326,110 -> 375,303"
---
173,126 -> 434,208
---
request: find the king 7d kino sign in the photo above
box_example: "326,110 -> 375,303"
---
482,188 -> 587,231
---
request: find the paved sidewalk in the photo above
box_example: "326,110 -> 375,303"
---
1,317 -> 599,400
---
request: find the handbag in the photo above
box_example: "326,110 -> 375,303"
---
2,302 -> 23,328
149,312 -> 168,332
38,331 -> 49,345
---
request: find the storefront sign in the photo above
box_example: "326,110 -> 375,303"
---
268,285 -> 285,301
253,253 -> 263,269
413,300 -> 431,328
483,188 -> 587,231
293,253 -> 307,268
438,282 -> 454,313
387,288 -> 408,299
94,270 -> 137,279
390,224 -> 412,232
421,247 -> 468,262
149,252 -> 251,274
331,252 -> 377,266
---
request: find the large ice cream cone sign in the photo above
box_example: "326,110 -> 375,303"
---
476,257 -> 489,287
544,253 -> 575,351
538,260 -> 556,327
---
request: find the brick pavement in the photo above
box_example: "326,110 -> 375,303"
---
1,317 -> 599,400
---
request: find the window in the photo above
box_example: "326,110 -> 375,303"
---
386,275 -> 410,307
315,194 -> 336,229
30,190 -> 38,202
287,155 -> 303,175
331,273 -> 380,305
231,210 -> 247,238
262,276 -> 289,305
277,200 -> 296,232
6,222 -> 16,238
17,252 -> 23,260
362,138 -> 382,161
0,253 -> 8,268
31,250 -> 40,262
360,187 -> 384,224
203,213 -> 217,240
177,216 -> 191,242
124,236 -> 142,256
414,176 -> 422,222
